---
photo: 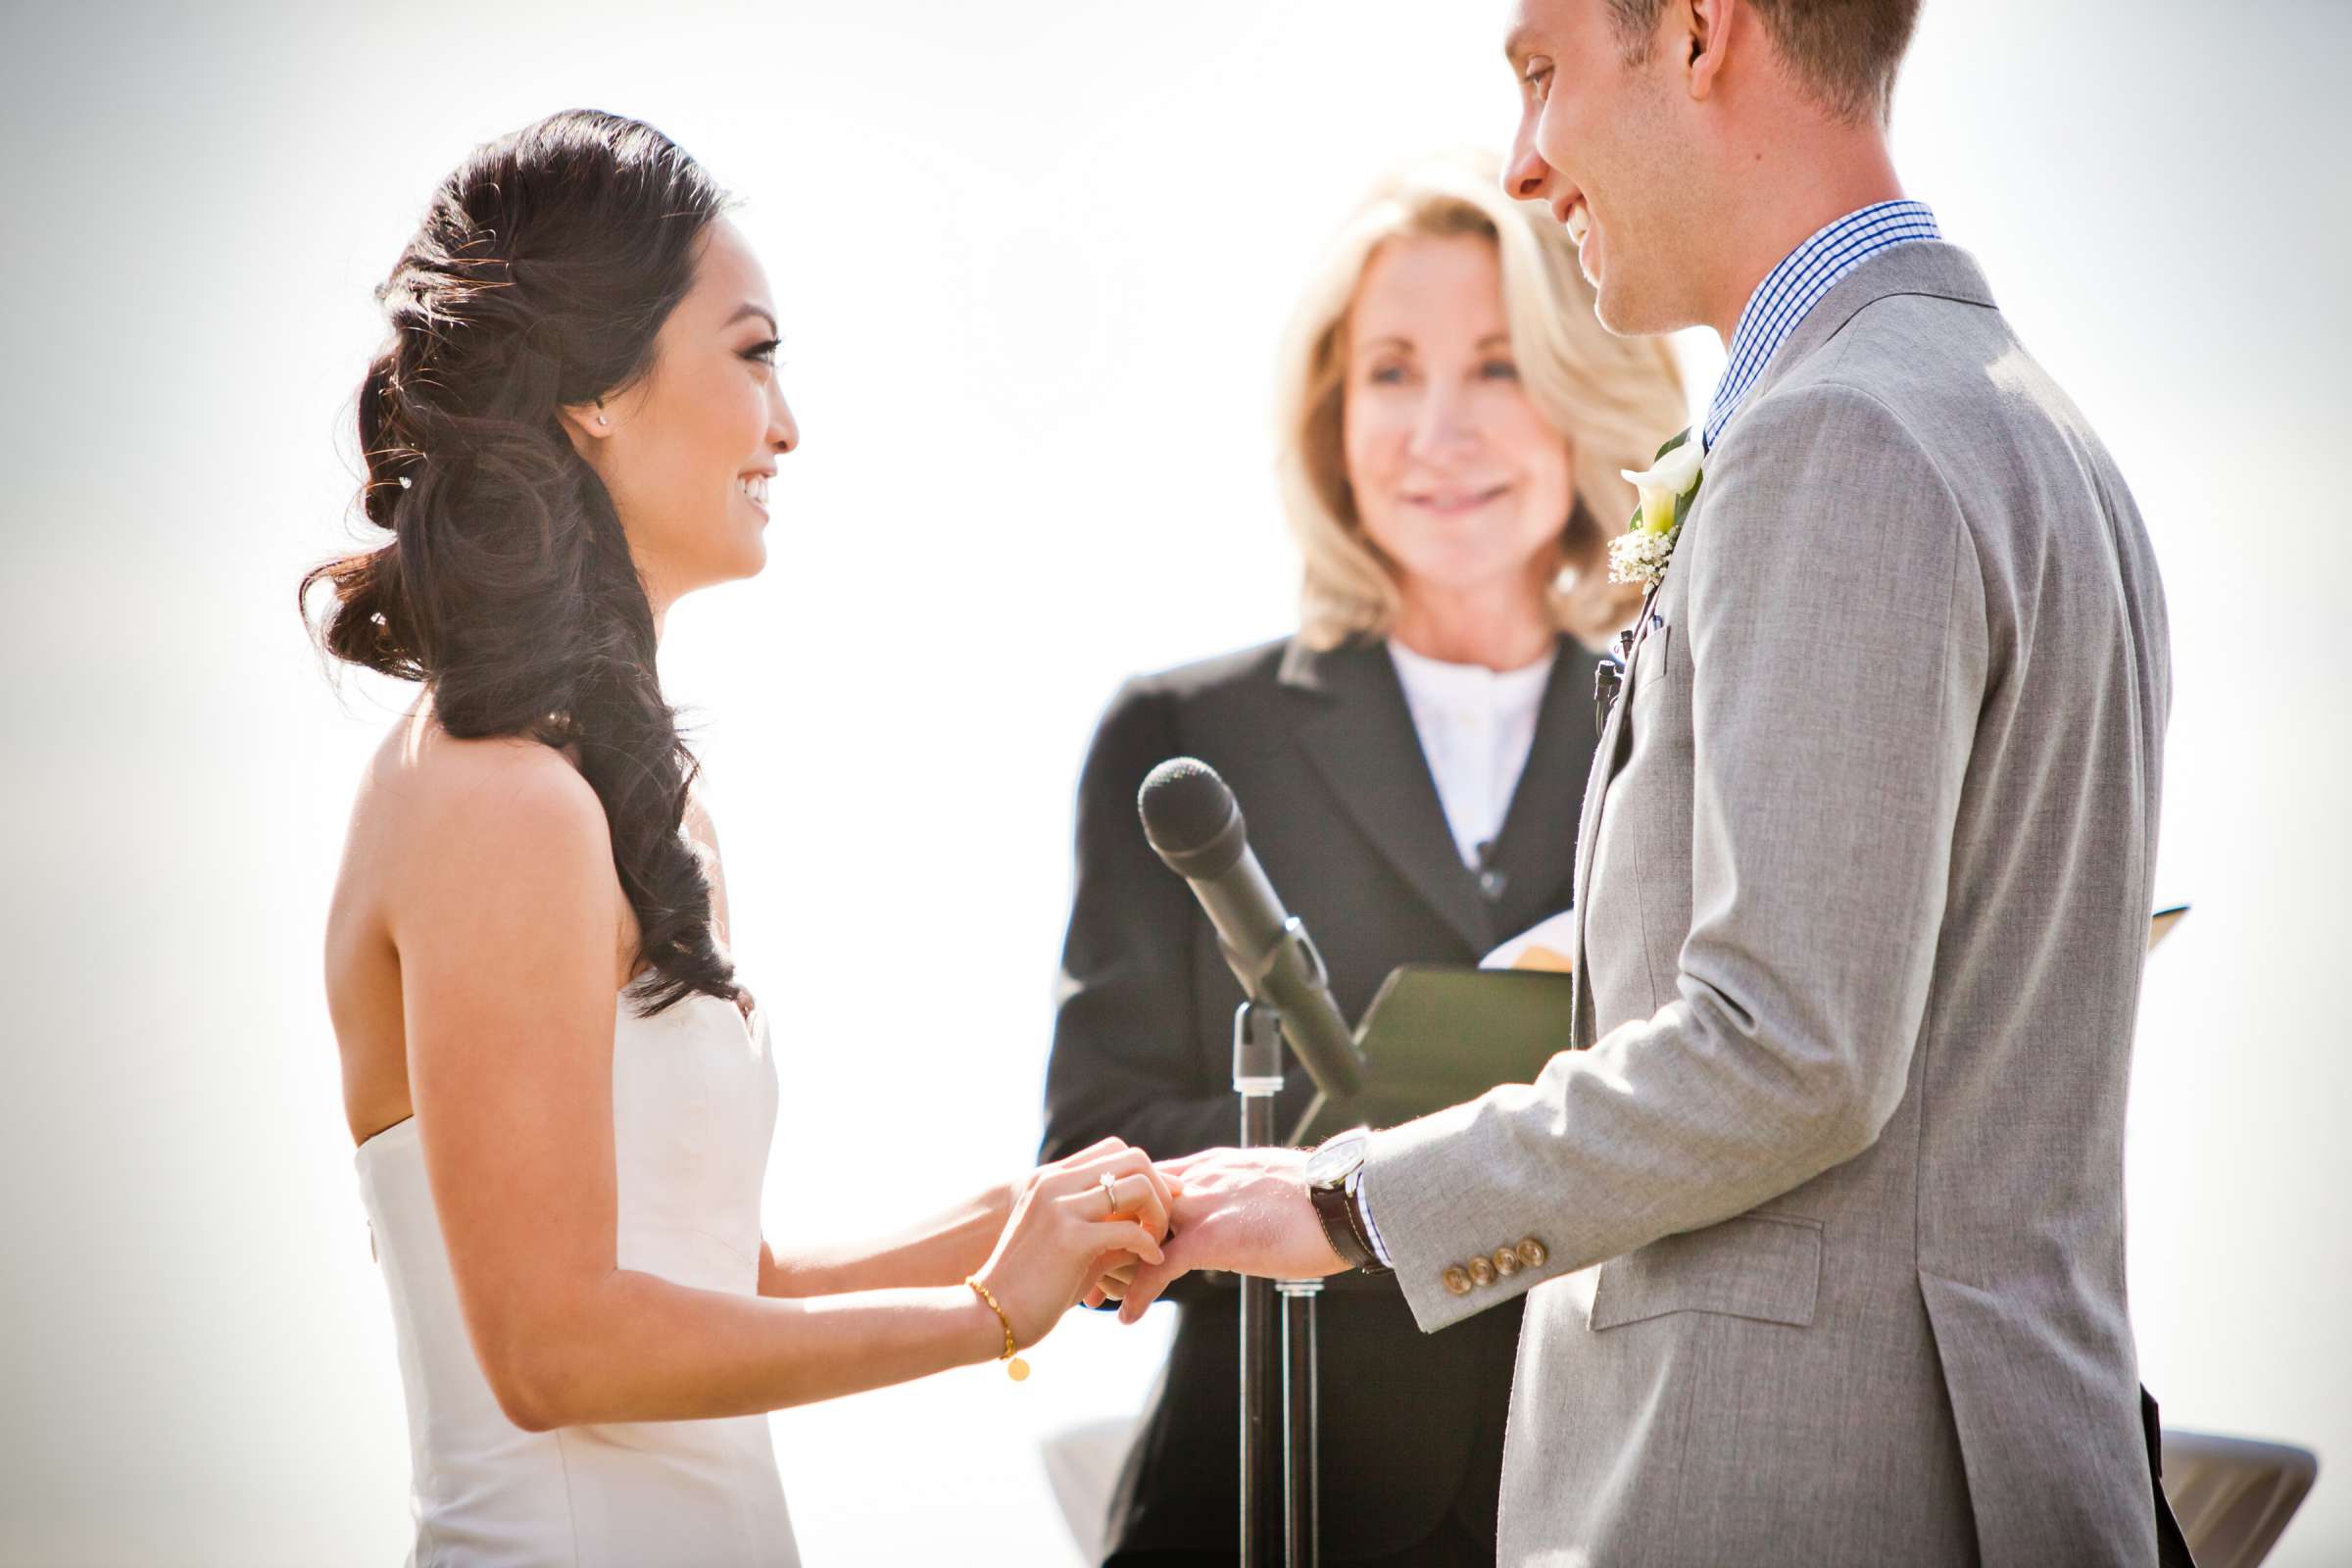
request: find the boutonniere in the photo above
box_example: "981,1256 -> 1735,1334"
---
1607,429 -> 1705,588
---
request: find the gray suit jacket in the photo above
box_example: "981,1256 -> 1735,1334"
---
1360,242 -> 2172,1566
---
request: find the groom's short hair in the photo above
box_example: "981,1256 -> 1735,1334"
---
1607,0 -> 1922,124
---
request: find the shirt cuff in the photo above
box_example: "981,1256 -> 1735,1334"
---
1346,1165 -> 1396,1268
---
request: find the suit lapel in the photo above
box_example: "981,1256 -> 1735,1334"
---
1281,638 -> 1494,955
1568,643 -> 1632,1048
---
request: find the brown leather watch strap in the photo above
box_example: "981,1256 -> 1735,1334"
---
1309,1177 -> 1373,1269
1309,1176 -> 1388,1274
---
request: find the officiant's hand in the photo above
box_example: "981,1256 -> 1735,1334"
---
973,1139 -> 1176,1348
1110,1147 -> 1348,1322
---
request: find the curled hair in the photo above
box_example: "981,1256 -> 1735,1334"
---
302,109 -> 736,1016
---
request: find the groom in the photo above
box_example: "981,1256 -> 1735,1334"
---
1116,1 -> 2178,1562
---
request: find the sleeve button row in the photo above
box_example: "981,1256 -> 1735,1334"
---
1436,1238 -> 1548,1296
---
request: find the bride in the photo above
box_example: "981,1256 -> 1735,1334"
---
303,109 -> 1169,1565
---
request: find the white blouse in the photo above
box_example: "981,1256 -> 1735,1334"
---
1387,639 -> 1555,872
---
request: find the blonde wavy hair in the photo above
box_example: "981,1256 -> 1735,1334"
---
1276,153 -> 1689,651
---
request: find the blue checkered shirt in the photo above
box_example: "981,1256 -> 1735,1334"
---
1702,200 -> 1941,451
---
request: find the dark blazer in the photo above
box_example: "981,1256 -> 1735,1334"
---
1040,632 -> 1602,1561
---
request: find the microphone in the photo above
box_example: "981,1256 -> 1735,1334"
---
1137,758 -> 1368,1101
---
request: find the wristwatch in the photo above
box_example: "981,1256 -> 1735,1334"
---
1305,1128 -> 1392,1275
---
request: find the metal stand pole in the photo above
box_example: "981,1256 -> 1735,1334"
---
1278,1276 -> 1323,1565
1233,1001 -> 1284,1568
1233,1000 -> 1324,1568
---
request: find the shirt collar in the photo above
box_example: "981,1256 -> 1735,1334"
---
1387,639 -> 1554,708
1702,199 -> 1941,450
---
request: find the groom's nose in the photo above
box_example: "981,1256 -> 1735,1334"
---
1504,117 -> 1550,203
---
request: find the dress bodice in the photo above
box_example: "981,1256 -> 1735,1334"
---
356,984 -> 797,1568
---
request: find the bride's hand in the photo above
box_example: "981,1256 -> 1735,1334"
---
972,1139 -> 1175,1348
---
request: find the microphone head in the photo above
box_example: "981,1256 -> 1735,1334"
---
1138,758 -> 1248,879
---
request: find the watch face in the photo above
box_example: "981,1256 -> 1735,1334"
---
1305,1130 -> 1369,1189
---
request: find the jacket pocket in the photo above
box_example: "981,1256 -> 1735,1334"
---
1588,1211 -> 1823,1331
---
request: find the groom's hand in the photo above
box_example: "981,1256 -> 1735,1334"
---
1113,1147 -> 1348,1322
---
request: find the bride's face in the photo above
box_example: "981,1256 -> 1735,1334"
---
566,219 -> 798,609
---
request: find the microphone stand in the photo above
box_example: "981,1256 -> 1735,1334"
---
1278,1274 -> 1323,1566
1232,999 -> 1321,1568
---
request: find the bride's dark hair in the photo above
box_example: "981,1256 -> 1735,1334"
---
302,109 -> 737,1016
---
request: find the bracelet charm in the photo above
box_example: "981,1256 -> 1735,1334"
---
964,1276 -> 1029,1382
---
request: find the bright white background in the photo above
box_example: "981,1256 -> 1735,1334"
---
2,1 -> 2346,1563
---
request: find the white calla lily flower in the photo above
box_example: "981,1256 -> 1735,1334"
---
1621,438 -> 1705,534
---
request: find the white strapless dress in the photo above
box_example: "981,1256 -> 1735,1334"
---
356,984 -> 799,1567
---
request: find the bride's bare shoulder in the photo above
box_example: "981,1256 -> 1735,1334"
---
342,711 -> 614,910
326,713 -> 625,1143
366,705 -> 581,808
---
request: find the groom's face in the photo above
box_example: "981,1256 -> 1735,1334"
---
1502,0 -> 1696,336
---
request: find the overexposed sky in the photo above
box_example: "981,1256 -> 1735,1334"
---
2,2 -> 2346,1563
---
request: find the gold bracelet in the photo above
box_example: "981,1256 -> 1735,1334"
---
964,1275 -> 1030,1382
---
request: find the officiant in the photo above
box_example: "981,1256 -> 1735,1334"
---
1038,154 -> 1687,1566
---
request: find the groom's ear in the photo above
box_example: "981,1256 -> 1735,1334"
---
1683,0 -> 1741,102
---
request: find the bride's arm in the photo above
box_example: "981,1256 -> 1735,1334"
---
758,1182 -> 1016,1298
395,744 -> 1162,1430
